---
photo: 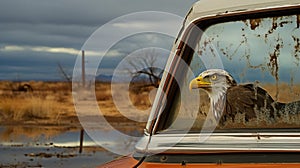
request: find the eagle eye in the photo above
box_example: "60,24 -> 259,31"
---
210,74 -> 217,80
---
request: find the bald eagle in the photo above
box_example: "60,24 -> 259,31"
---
189,69 -> 286,125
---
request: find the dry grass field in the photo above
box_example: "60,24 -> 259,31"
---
262,83 -> 300,103
0,81 -> 152,128
0,81 -> 72,125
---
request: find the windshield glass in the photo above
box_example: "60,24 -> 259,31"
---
165,12 -> 300,132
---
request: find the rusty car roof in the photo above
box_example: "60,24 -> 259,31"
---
186,0 -> 300,24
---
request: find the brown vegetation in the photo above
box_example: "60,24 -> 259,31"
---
0,81 -> 75,125
0,81 -> 153,127
262,83 -> 300,103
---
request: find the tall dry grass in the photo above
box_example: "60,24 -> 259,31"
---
0,94 -> 61,122
0,81 -> 154,125
0,81 -> 75,124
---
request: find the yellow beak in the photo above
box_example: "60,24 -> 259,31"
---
189,76 -> 211,91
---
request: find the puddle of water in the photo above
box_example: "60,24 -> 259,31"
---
0,126 -> 134,167
0,145 -> 119,168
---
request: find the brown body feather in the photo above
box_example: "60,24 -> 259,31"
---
222,84 -> 283,124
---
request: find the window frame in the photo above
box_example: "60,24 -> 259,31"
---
150,5 -> 300,134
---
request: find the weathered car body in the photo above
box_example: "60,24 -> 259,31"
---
99,0 -> 300,167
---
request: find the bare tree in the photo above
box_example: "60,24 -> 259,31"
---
57,62 -> 72,82
126,49 -> 165,88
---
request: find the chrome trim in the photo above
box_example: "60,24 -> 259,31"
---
135,132 -> 300,154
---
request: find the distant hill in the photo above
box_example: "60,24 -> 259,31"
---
96,74 -> 133,83
96,74 -> 150,83
96,74 -> 113,82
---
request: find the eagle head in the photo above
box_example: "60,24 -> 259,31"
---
189,69 -> 236,93
189,69 -> 237,121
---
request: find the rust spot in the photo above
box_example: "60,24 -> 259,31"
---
269,18 -> 278,34
249,18 -> 262,30
267,39 -> 283,101
279,21 -> 290,27
268,43 -> 281,81
293,36 -> 300,62
265,16 -> 289,41
297,14 -> 300,28
198,37 -> 215,57
268,52 -> 279,79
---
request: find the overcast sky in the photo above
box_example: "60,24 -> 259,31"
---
0,0 -> 197,81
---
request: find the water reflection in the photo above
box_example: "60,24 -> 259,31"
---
0,125 -> 142,167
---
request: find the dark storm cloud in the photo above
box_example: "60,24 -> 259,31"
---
0,23 -> 94,48
0,0 -> 198,46
0,0 -> 107,26
0,0 -> 197,80
0,0 -> 197,49
0,0 -> 196,25
0,51 -> 76,81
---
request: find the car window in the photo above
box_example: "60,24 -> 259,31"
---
165,13 -> 300,132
